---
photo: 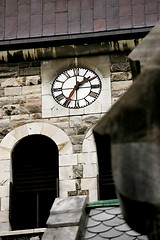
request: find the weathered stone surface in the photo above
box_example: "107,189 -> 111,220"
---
1,77 -> 24,87
19,67 -> 40,76
111,62 -> 130,72
111,80 -> 132,91
26,75 -> 41,85
22,85 -> 41,95
0,97 -> 13,107
42,227 -> 79,240
76,179 -> 81,190
73,165 -> 83,179
5,87 -> 22,96
2,104 -> 20,116
50,196 -> 87,214
68,190 -> 89,197
111,72 -> 127,81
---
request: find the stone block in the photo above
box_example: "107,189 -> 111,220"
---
0,160 -> 10,172
26,75 -> 41,85
13,95 -> 26,104
84,101 -> 102,115
26,122 -> 43,135
22,85 -> 41,95
19,67 -> 40,76
110,54 -> 127,63
0,186 -> 9,198
0,132 -> 17,149
81,178 -> 97,190
70,135 -> 84,145
5,87 -> 22,96
110,62 -> 130,72
111,80 -> 132,91
83,164 -> 98,178
89,189 -> 98,202
42,95 -> 54,110
51,129 -> 72,155
41,122 -> 58,137
111,72 -> 127,81
24,98 -> 41,114
51,104 -> 70,118
102,77 -> 111,90
42,83 -> 52,95
0,97 -> 14,107
0,211 -> 9,222
1,197 -> 9,211
0,146 -> 10,160
42,227 -> 79,240
70,117 -> 82,128
47,211 -> 82,227
0,222 -> 10,232
59,154 -> 77,166
59,166 -> 73,180
59,180 -> 76,192
96,63 -> 110,77
1,77 -> 24,88
0,88 -> 4,97
50,196 -> 87,214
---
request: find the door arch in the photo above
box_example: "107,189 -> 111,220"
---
0,122 -> 73,231
10,134 -> 59,230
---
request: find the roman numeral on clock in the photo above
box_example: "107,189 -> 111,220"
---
88,91 -> 98,98
55,93 -> 64,102
53,88 -> 62,92
75,100 -> 80,108
63,99 -> 70,107
91,84 -> 100,89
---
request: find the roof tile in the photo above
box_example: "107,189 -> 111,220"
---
84,206 -> 148,240
81,9 -> 93,32
132,4 -> 145,26
6,0 -> 17,16
56,0 -> 67,12
87,218 -> 101,228
93,0 -> 105,19
100,228 -> 123,238
68,0 -> 80,21
84,230 -> 97,239
55,12 -> 68,34
0,0 -> 158,45
87,222 -> 112,233
92,211 -> 115,221
81,0 -> 93,9
106,7 -> 119,30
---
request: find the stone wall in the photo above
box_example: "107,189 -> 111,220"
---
0,52 -> 132,143
110,53 -> 133,103
0,62 -> 41,141
0,51 -> 132,232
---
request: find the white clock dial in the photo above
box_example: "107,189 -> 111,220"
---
51,67 -> 101,109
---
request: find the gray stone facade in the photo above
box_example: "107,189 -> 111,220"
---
0,49 -> 133,233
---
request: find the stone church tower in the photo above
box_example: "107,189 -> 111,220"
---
0,0 -> 158,237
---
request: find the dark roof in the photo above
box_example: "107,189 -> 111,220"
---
0,0 -> 159,47
84,206 -> 147,240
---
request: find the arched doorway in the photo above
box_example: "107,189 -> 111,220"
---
10,134 -> 59,230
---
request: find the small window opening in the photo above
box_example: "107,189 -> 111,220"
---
10,135 -> 59,230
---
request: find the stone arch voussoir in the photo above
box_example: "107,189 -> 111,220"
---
0,122 -> 73,157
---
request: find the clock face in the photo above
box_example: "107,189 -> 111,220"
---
51,67 -> 101,109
